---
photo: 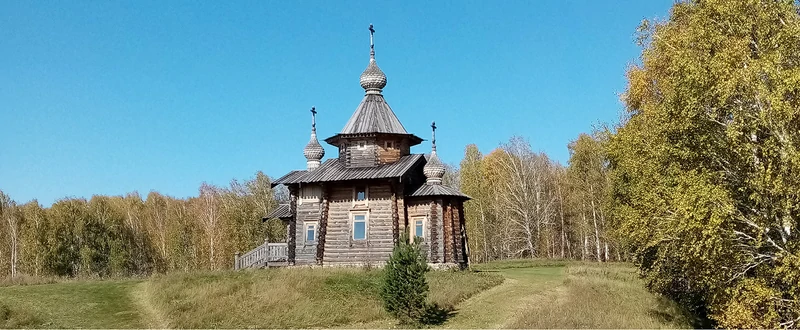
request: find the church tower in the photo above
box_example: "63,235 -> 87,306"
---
324,24 -> 423,167
266,24 -> 471,269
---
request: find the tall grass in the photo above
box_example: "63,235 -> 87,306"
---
0,303 -> 39,328
144,267 -> 503,328
471,259 -> 572,270
0,274 -> 62,287
510,263 -> 694,329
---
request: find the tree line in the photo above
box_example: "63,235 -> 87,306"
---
0,172 -> 286,277
456,133 -> 618,264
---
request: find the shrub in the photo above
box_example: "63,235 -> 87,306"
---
380,238 -> 430,325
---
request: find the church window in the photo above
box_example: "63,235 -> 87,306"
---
411,217 -> 425,242
305,222 -> 317,242
353,214 -> 367,240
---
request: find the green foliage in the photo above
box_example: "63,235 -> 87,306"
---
609,0 -> 800,327
0,170 -> 280,278
459,136 -> 621,263
380,238 -> 431,325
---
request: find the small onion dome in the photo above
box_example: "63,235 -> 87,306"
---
304,131 -> 325,170
359,59 -> 387,94
423,151 -> 445,184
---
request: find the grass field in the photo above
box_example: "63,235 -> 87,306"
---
0,261 -> 696,328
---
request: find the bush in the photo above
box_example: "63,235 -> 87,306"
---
380,239 -> 430,325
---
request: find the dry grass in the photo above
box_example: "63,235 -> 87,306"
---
143,267 -> 503,328
509,263 -> 694,329
471,259 -> 571,270
0,274 -> 62,287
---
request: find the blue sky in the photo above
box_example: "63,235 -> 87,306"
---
0,0 -> 672,205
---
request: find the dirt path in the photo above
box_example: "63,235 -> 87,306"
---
441,267 -> 566,328
131,282 -> 169,329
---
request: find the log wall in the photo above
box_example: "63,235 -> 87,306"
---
339,139 -> 378,168
322,181 -> 403,265
294,184 -> 322,265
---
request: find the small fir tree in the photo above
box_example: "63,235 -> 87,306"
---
380,235 -> 430,325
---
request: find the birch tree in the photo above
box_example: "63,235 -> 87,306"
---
0,191 -> 21,278
196,183 -> 222,270
609,0 -> 800,326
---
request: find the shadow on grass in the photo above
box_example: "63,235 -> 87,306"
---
647,296 -> 713,329
419,303 -> 457,326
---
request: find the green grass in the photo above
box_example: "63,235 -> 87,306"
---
508,263 -> 694,329
0,261 -> 695,329
143,268 -> 503,328
0,279 -> 148,328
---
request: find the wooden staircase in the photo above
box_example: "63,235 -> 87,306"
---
234,240 -> 289,270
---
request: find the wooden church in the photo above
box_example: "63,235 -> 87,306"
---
239,26 -> 471,269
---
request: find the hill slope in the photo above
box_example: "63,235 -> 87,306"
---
0,262 -> 694,328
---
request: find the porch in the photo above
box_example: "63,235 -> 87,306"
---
234,240 -> 289,270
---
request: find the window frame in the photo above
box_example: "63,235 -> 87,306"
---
351,212 -> 369,241
356,140 -> 367,150
411,216 -> 426,243
305,221 -> 318,242
384,140 -> 395,150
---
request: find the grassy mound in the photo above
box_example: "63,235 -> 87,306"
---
143,268 -> 503,328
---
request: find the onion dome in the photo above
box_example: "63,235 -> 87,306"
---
423,121 -> 445,184
360,24 -> 387,94
360,59 -> 387,93
304,107 -> 325,170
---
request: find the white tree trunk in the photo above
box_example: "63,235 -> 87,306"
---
590,191 -> 602,262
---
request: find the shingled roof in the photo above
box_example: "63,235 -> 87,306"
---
410,184 -> 471,199
272,170 -> 307,186
263,204 -> 291,221
272,154 -> 425,186
340,94 -> 407,134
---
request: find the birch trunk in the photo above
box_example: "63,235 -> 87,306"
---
590,186 -> 602,262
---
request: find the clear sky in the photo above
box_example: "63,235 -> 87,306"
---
1,0 -> 673,205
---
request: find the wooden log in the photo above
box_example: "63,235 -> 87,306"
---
430,200 -> 439,263
391,180 -> 399,245
317,184 -> 330,265
288,185 -> 298,265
